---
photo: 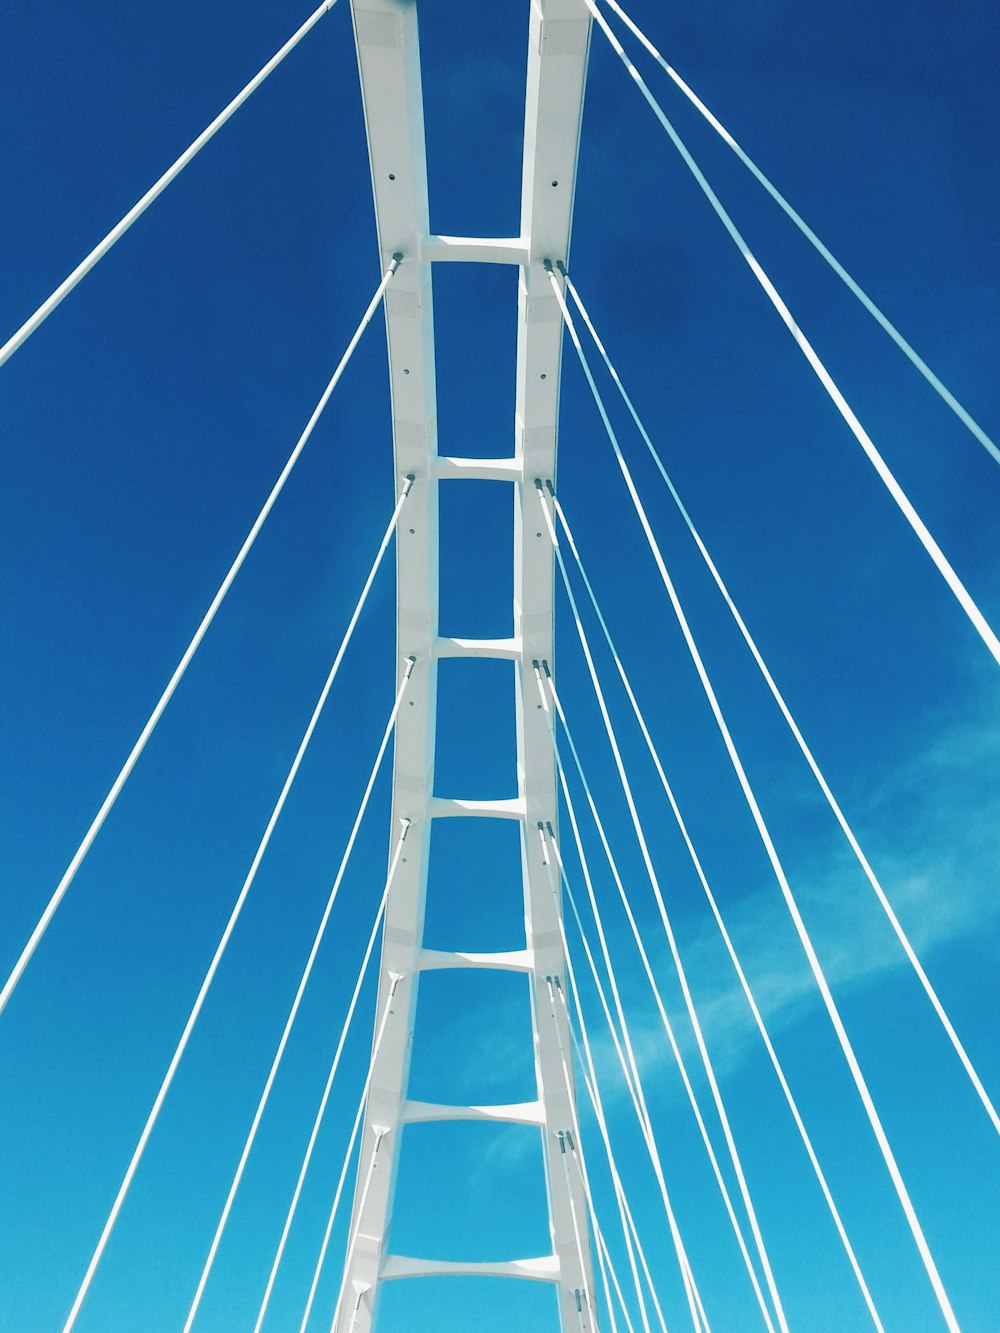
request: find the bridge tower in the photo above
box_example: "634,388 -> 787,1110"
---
337,2 -> 596,1328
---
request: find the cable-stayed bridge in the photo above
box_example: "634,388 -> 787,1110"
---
1,1 -> 998,1329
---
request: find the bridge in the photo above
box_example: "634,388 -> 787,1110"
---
1,1 -> 998,1329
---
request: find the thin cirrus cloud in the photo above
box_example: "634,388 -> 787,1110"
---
530,643 -> 995,1118
619,682 -> 1000,1087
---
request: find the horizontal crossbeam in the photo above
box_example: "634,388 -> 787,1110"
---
420,234 -> 529,265
432,456 -> 523,481
435,635 -> 522,659
428,796 -> 526,820
381,1254 -> 561,1283
417,948 -> 534,973
401,1099 -> 546,1126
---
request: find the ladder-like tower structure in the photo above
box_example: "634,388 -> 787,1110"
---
338,2 -> 594,1328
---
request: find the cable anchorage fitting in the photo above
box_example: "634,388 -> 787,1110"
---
534,478 -> 557,514
536,820 -> 550,866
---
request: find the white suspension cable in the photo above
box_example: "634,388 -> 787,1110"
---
0,0 -> 342,368
545,719 -> 708,1333
559,273 -> 1000,1137
539,831 -> 628,1333
597,0 -> 1000,470
549,493 -> 885,1331
555,887 -> 671,1333
251,820 -> 409,1333
328,1125 -> 389,1333
537,485 -> 789,1333
594,1223 -> 637,1333
563,893 -> 669,1333
533,668 -> 705,1332
545,277 -> 961,1331
299,972 -> 402,1333
535,656 -> 769,1333
620,1169 -> 672,1333
592,1216 -> 623,1333
594,1083 -> 672,1333
0,262 -> 403,1020
560,833 -> 693,1333
57,539 -> 411,1333
183,663 -> 415,1330
599,1147 -> 661,1333
595,1205 -> 637,1333
575,15 -> 1000,670
568,1095 -> 625,1333
534,670 -> 643,1135
539,827 -> 667,1333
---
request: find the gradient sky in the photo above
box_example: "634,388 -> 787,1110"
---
1,1 -> 998,1330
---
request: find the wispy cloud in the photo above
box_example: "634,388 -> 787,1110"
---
586,683 -> 1000,1098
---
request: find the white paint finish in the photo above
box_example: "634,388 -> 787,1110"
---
401,1099 -> 547,1127
512,1 -> 596,1330
432,455 -> 524,481
421,234 -> 530,266
343,1 -> 594,1328
340,2 -> 438,1326
381,1254 -> 561,1283
427,795 -> 526,820
434,635 -> 523,660
417,947 -> 535,974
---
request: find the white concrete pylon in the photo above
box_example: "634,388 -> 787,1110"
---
337,1 -> 595,1329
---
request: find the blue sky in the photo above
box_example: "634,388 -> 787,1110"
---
1,1 -> 998,1330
